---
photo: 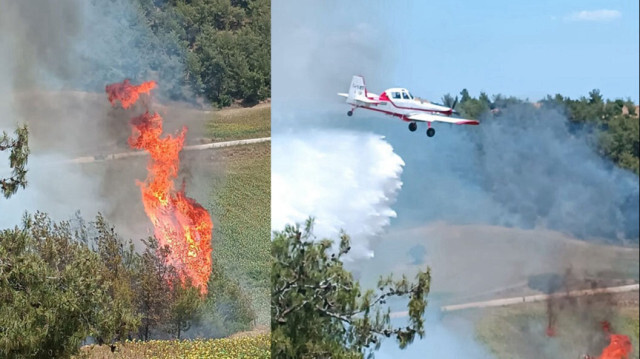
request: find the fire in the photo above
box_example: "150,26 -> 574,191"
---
106,79 -> 157,109
106,79 -> 213,294
597,321 -> 632,359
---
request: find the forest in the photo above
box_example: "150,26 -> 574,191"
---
445,89 -> 639,175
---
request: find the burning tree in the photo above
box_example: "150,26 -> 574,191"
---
105,79 -> 213,295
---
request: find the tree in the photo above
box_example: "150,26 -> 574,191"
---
0,213 -> 108,358
135,237 -> 174,340
459,88 -> 471,103
271,219 -> 431,359
168,278 -> 203,340
1,125 -> 29,199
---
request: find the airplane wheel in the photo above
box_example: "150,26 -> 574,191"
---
347,110 -> 353,117
408,122 -> 417,132
426,128 -> 435,137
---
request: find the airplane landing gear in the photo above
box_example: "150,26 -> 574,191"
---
408,122 -> 417,132
347,110 -> 353,116
426,127 -> 435,137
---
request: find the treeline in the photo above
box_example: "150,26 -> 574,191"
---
0,212 -> 254,358
443,89 -> 639,175
81,0 -> 270,107
135,0 -> 270,106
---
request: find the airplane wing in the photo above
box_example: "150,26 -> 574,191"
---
407,113 -> 479,125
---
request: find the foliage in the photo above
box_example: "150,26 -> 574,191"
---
76,333 -> 270,359
0,125 -> 29,199
168,279 -> 204,340
271,219 -> 431,359
0,211 -> 253,357
0,212 -> 136,358
455,88 -> 639,175
132,0 -> 271,106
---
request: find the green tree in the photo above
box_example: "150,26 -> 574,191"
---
599,113 -> 640,174
90,215 -> 141,346
0,213 -> 108,358
168,278 -> 204,339
1,125 -> 29,199
459,88 -> 471,103
271,219 -> 431,359
135,237 -> 174,340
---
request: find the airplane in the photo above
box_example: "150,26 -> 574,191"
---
338,75 -> 479,137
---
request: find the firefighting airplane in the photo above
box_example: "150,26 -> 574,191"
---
338,75 -> 479,137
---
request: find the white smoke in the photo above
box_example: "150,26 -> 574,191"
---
272,129 -> 404,259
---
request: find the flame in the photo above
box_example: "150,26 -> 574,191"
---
106,79 -> 156,109
106,79 -> 213,294
597,321 -> 632,359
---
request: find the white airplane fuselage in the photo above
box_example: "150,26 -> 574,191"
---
338,76 -> 479,137
346,87 -> 455,122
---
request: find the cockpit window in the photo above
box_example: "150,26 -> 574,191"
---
407,92 -> 414,99
392,92 -> 401,99
402,92 -> 410,99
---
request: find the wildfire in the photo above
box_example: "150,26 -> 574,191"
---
106,79 -> 157,109
597,321 -> 632,359
106,79 -> 213,294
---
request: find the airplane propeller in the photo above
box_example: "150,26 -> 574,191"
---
450,96 -> 459,115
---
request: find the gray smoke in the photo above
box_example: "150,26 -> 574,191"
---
386,104 -> 639,242
0,0 -> 187,238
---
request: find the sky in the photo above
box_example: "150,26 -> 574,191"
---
277,0 -> 639,103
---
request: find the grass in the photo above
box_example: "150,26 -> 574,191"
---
207,106 -> 271,327
77,333 -> 270,359
475,301 -> 639,359
206,106 -> 270,141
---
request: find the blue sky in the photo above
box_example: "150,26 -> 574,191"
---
274,0 -> 639,103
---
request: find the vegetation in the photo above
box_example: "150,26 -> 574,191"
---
0,125 -> 29,198
209,141 -> 271,326
86,0 -> 270,107
0,212 -> 253,358
475,302 -> 639,359
271,219 -> 432,359
447,89 -> 639,175
76,333 -> 270,359
207,105 -> 271,141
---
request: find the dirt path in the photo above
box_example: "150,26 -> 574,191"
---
64,137 -> 271,164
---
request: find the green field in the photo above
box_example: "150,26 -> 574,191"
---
208,106 -> 271,326
206,105 -> 271,141
475,302 -> 639,359
77,333 -> 270,359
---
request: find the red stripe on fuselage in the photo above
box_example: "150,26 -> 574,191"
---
355,105 -> 476,125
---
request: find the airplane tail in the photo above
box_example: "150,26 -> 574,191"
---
348,75 -> 367,100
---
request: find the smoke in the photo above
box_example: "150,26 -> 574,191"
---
0,0 -> 188,237
272,129 -> 404,259
271,0 -> 404,260
386,104 -> 639,242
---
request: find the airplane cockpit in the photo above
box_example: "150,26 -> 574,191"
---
389,88 -> 414,100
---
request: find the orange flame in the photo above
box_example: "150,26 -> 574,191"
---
597,321 -> 632,359
106,79 -> 156,109
106,79 -> 213,295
